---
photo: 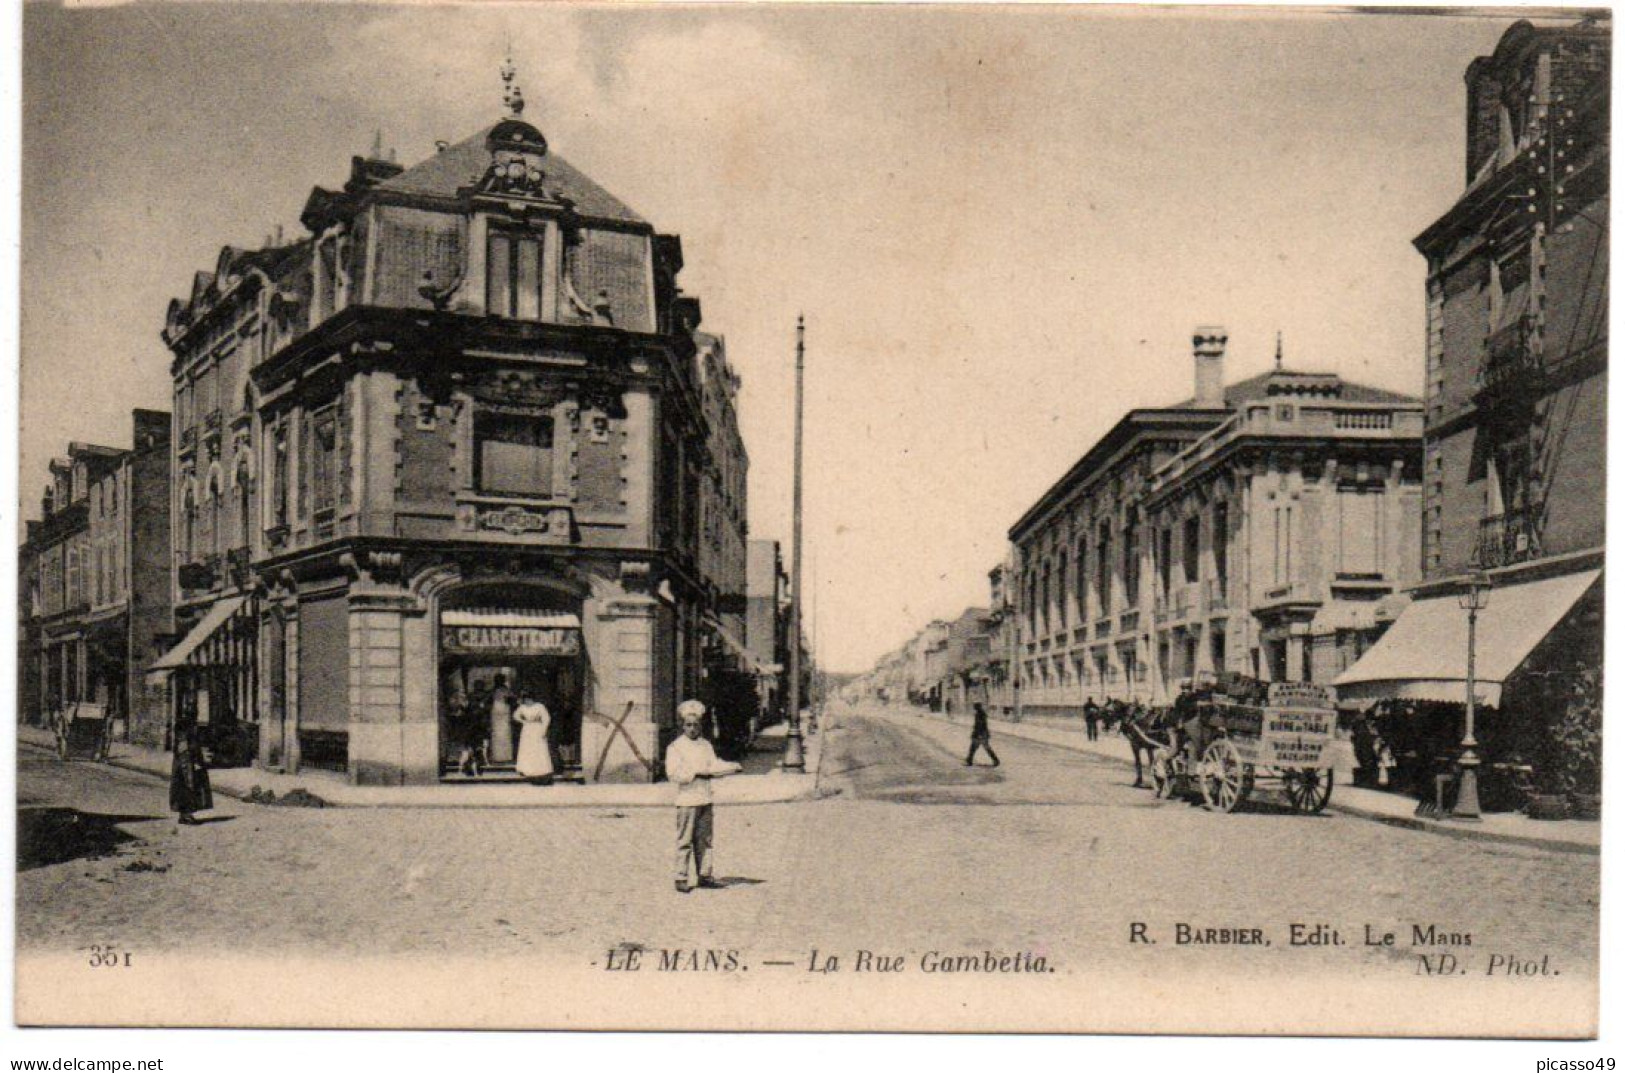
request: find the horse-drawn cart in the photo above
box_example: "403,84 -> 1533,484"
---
1154,681 -> 1337,814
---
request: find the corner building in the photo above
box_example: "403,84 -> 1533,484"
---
1338,20 -> 1607,789
157,74 -> 746,784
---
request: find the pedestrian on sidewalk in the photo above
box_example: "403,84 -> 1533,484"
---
1084,698 -> 1101,741
455,687 -> 489,777
514,689 -> 554,786
169,715 -> 213,826
965,702 -> 1001,767
666,700 -> 742,893
488,674 -> 515,765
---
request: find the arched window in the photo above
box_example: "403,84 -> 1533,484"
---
236,455 -> 253,548
182,482 -> 197,562
202,465 -> 222,556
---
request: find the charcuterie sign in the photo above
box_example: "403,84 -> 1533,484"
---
441,625 -> 581,656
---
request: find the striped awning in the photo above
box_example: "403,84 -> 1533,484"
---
441,608 -> 582,629
1334,570 -> 1599,708
148,595 -> 250,677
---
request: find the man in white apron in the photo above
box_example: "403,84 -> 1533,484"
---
665,700 -> 741,893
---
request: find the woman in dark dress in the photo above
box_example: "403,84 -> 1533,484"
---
170,717 -> 213,825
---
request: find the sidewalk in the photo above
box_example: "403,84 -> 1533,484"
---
888,704 -> 1599,855
17,722 -> 825,809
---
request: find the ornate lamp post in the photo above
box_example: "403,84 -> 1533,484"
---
1452,571 -> 1490,820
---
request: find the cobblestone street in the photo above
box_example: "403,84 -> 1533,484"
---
16,706 -> 1600,1031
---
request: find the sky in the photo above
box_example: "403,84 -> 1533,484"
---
18,3 -> 1555,672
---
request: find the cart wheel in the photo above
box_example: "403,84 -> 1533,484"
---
1200,739 -> 1252,813
1282,767 -> 1334,814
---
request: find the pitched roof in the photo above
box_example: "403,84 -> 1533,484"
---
376,127 -> 648,227
1168,368 -> 1418,409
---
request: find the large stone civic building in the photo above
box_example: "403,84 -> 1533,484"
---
1009,330 -> 1422,714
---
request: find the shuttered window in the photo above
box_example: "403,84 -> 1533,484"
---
1337,487 -> 1383,576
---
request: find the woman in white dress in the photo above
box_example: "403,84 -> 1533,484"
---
513,689 -> 555,785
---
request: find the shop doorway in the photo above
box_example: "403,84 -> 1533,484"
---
440,656 -> 583,777
437,595 -> 586,781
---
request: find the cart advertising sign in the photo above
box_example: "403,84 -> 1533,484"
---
1261,707 -> 1336,767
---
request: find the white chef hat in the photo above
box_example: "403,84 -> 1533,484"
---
677,699 -> 706,721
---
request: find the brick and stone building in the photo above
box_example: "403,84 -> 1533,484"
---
152,61 -> 751,785
20,411 -> 172,744
1338,18 -> 1607,801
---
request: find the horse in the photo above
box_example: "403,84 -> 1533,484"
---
1119,704 -> 1164,789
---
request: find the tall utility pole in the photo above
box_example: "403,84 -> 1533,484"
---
783,315 -> 807,771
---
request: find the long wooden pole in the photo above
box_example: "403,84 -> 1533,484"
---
783,315 -> 806,770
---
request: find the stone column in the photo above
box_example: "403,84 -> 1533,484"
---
343,551 -> 437,786
579,563 -> 662,783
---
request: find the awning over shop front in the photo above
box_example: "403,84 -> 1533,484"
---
147,595 -> 249,678
441,609 -> 581,629
707,622 -> 773,676
1333,569 -> 1600,708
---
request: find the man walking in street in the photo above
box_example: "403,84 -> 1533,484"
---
665,699 -> 742,893
965,702 -> 1000,767
1084,697 -> 1101,741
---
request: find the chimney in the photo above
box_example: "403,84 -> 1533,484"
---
1192,325 -> 1227,408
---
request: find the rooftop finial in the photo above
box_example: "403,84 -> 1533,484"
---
500,47 -> 525,117
1275,330 -> 1284,371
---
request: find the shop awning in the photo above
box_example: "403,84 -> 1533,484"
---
707,623 -> 771,675
148,595 -> 249,677
441,608 -> 581,629
1334,569 -> 1599,707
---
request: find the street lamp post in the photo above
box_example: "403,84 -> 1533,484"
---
783,315 -> 807,772
1453,571 -> 1490,820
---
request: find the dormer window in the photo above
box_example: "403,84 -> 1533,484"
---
486,229 -> 544,320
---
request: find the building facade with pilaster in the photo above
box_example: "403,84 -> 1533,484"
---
1338,19 -> 1607,806
20,411 -> 172,744
1010,329 -> 1420,716
154,64 -> 748,785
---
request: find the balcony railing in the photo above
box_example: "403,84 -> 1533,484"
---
177,556 -> 219,593
1094,616 -> 1113,640
226,546 -> 253,588
1478,315 -> 1543,401
1475,509 -> 1542,569
1118,610 -> 1140,634
1333,410 -> 1392,430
